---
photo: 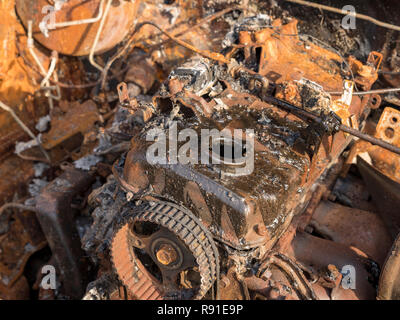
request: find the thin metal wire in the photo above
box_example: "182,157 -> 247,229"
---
285,0 -> 400,32
0,202 -> 37,216
48,0 -> 105,29
27,20 -> 61,109
263,95 -> 400,156
99,7 -> 242,89
329,88 -> 400,95
89,0 -> 113,72
0,101 -> 51,162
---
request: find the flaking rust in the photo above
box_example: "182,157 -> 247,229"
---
0,0 -> 400,301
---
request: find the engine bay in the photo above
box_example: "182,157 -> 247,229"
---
1,0 -> 400,301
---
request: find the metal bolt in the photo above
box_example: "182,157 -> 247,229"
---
156,244 -> 178,266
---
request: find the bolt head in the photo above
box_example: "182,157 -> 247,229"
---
156,244 -> 178,266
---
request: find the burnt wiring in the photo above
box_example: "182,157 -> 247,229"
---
96,20 -> 400,157
16,7 -> 243,90
99,6 -> 243,89
13,7 -> 400,166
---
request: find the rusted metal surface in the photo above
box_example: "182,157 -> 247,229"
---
119,22 -> 379,252
217,267 -> 246,300
235,19 -> 371,92
35,167 -> 94,298
256,252 -> 317,300
0,275 -> 30,300
1,0 -> 400,301
104,15 -> 387,301
330,174 -> 378,213
111,223 -> 163,300
111,200 -> 219,300
124,51 -> 158,95
0,156 -> 35,205
0,0 -> 41,102
41,100 -> 99,150
14,100 -> 100,164
310,200 -> 392,265
346,107 -> 400,183
0,210 -> 46,299
378,233 -> 400,300
357,156 -> 400,240
16,0 -> 139,56
372,107 -> 400,181
286,230 -> 377,300
0,0 -> 49,159
120,121 -> 307,251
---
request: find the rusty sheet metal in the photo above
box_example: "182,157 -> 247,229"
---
310,200 -> 392,265
234,19 -> 379,93
41,100 -> 99,150
0,156 -> 35,205
258,20 -> 346,91
286,230 -> 377,300
16,0 -> 139,56
345,107 -> 400,183
0,0 -> 49,159
330,174 -> 378,213
376,107 -> 400,147
35,168 -> 94,298
0,275 -> 30,300
17,99 -> 100,164
0,210 -> 46,299
370,107 -> 400,182
0,0 -> 40,103
378,233 -> 400,300
357,156 -> 400,240
229,19 -> 379,185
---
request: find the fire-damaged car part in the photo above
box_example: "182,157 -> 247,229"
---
357,157 -> 400,240
378,233 -> 400,300
3,0 -> 400,301
15,0 -> 140,56
83,15 -> 388,300
111,200 -> 219,300
35,167 -> 95,298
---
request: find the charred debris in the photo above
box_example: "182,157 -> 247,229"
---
0,0 -> 400,300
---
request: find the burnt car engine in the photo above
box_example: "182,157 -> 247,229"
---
1,0 -> 400,301
81,18 -> 392,300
